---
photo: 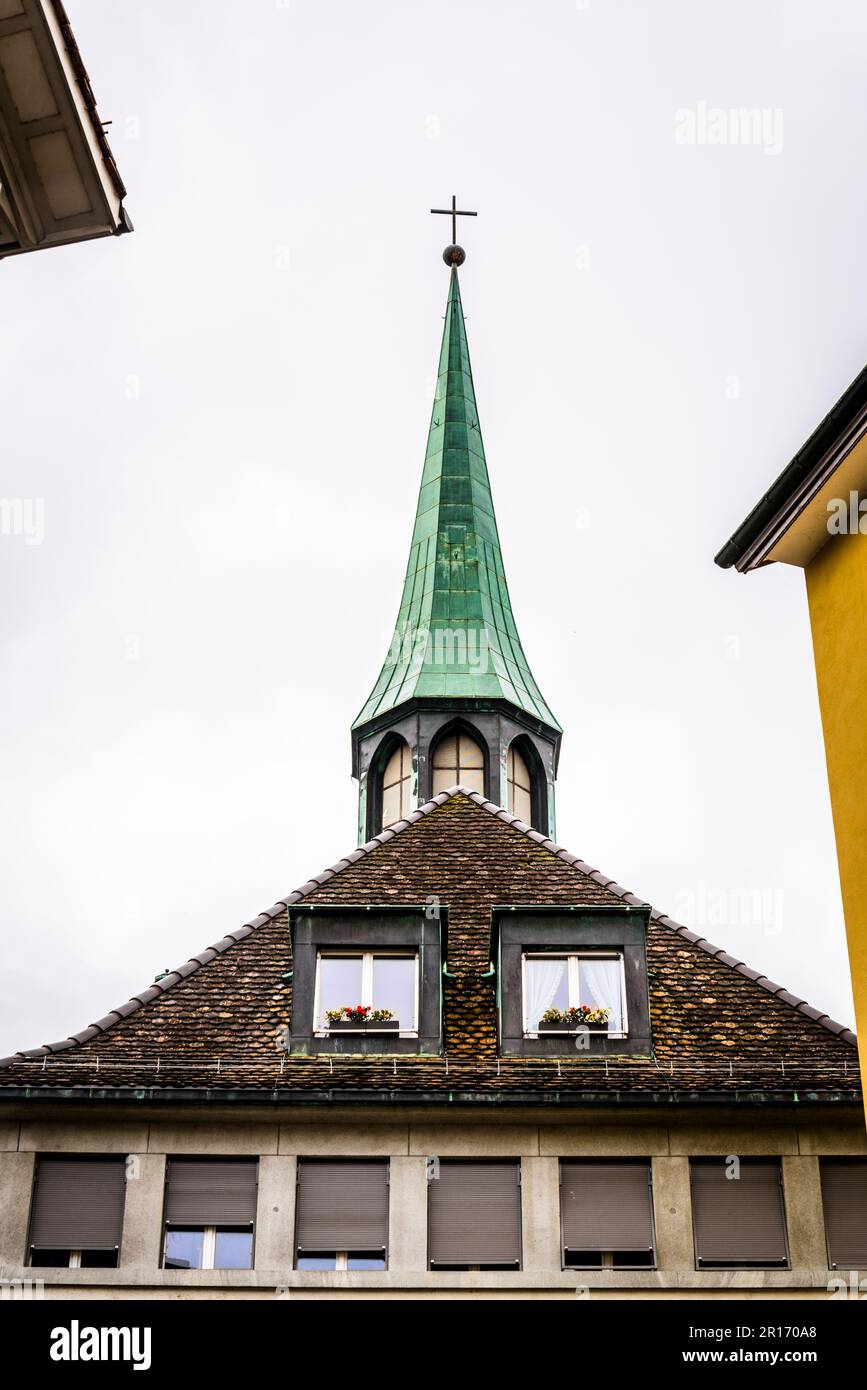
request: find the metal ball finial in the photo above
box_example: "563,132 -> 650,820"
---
443,244 -> 466,267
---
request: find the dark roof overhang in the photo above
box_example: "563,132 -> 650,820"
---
288,900 -> 450,962
715,363 -> 867,572
489,900 -> 652,961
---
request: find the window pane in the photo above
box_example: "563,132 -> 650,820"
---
214,1229 -> 253,1269
564,1249 -> 603,1268
297,1254 -> 337,1270
30,1249 -> 70,1267
461,766 -> 485,795
80,1249 -> 119,1268
382,744 -> 411,828
381,779 -> 402,828
524,958 -> 568,1027
372,957 -> 416,1028
613,1250 -> 655,1268
432,735 -> 457,769
578,958 -> 623,1030
318,957 -> 364,1024
347,1254 -> 386,1270
432,767 -> 454,794
165,1229 -> 204,1270
511,783 -> 531,823
509,746 -> 531,792
458,735 -> 484,769
382,746 -> 404,790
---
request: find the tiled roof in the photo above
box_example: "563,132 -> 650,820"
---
0,790 -> 857,1099
352,269 -> 559,731
48,1 -> 127,202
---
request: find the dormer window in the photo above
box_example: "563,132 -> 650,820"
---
315,952 -> 418,1035
432,731 -> 484,795
288,905 -> 446,1055
491,905 -> 652,1057
522,952 -> 627,1037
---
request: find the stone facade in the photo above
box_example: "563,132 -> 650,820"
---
1,1105 -> 863,1299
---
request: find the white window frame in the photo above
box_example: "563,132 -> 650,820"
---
163,1225 -> 253,1271
521,951 -> 628,1038
297,1250 -> 387,1271
313,950 -> 419,1036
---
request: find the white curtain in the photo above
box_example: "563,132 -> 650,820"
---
524,959 -> 567,1029
581,958 -> 622,1030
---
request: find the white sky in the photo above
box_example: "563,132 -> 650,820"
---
2,0 -> 865,1056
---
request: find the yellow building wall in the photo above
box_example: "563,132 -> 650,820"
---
805,529 -> 867,1074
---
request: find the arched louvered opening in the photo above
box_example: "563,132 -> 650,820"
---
505,735 -> 548,834
367,734 -> 413,837
381,740 -> 412,828
431,726 -> 486,797
506,742 -> 533,824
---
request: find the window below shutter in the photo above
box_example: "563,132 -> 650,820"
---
164,1159 -> 258,1226
821,1160 -> 867,1268
560,1161 -> 654,1253
30,1157 -> 125,1251
428,1161 -> 521,1267
295,1160 -> 389,1253
691,1159 -> 788,1266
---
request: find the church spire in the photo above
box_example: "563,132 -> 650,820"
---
351,209 -> 561,843
354,265 -> 558,730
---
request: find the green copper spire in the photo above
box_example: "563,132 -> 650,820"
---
353,268 -> 560,731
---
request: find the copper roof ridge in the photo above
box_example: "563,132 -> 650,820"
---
0,787 -> 856,1066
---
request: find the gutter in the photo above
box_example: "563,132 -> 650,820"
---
0,1086 -> 860,1108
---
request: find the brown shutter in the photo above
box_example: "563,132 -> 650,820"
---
30,1157 -> 125,1250
295,1161 -> 388,1251
691,1160 -> 788,1264
821,1160 -> 867,1267
561,1161 -> 653,1251
428,1161 -> 521,1266
164,1160 -> 258,1225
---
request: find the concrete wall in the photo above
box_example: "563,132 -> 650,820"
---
0,1109 -> 864,1299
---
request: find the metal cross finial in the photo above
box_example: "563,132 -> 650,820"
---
431,194 -> 477,243
431,195 -> 477,265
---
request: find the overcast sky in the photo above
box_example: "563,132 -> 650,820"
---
2,0 -> 865,1056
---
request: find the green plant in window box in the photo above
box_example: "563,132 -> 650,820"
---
537,1006 -> 610,1034
326,1005 -> 399,1031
